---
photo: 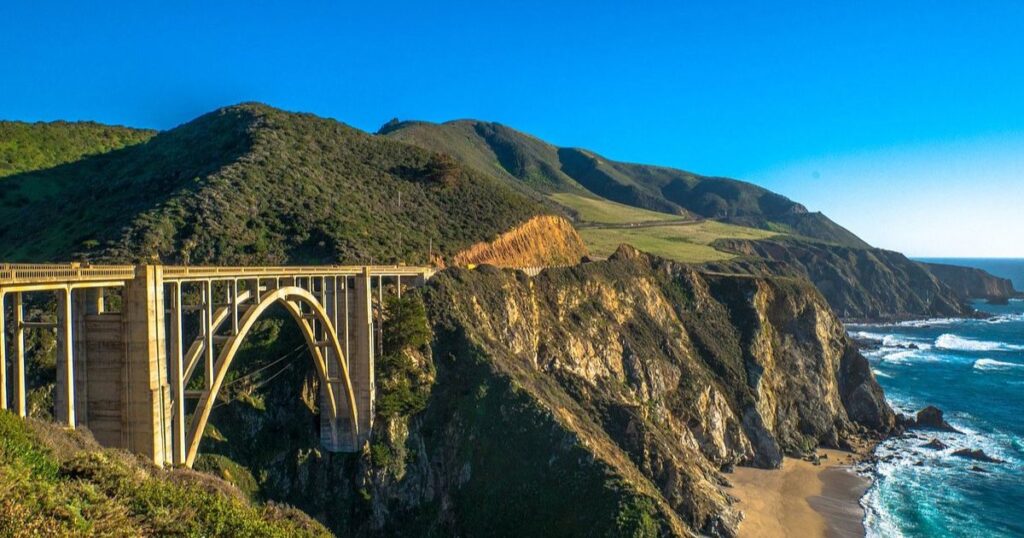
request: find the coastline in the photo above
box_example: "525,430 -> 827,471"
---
728,448 -> 870,538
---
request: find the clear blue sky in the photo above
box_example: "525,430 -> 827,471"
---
3,1 -> 1022,256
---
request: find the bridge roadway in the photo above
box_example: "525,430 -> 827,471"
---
0,263 -> 433,467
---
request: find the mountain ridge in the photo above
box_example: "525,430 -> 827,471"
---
382,118 -> 870,248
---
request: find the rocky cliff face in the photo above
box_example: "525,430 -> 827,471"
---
194,247 -> 893,537
452,214 -> 589,267
922,262 -> 1017,301
382,246 -> 893,536
709,238 -> 969,320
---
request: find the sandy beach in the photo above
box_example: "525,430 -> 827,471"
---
728,449 -> 870,538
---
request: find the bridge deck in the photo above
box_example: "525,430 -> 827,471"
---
0,263 -> 434,287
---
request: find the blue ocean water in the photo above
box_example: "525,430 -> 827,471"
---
848,298 -> 1024,537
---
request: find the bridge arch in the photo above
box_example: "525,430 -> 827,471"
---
183,286 -> 358,467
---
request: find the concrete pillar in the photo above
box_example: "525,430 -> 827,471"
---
71,288 -> 103,425
168,283 -> 186,466
202,281 -> 214,390
0,292 -> 6,411
320,277 -> 355,451
54,288 -> 76,428
121,265 -> 171,466
13,292 -> 26,417
350,268 -> 375,446
83,311 -> 125,448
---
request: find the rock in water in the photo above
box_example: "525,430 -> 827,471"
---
915,406 -> 961,433
951,448 -> 1004,463
921,438 -> 948,450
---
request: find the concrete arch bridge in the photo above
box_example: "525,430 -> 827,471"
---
0,263 -> 433,468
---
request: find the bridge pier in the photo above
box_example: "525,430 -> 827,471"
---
120,265 -> 172,466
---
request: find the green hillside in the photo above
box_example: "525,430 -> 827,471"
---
0,104 -> 547,264
0,120 -> 155,178
0,411 -> 330,537
580,220 -> 776,263
383,119 -> 869,248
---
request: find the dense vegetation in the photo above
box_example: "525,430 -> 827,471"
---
0,411 -> 330,537
0,120 -> 155,178
0,104 -> 547,264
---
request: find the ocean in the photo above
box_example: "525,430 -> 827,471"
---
847,289 -> 1024,536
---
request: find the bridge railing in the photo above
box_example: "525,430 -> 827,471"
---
0,263 -> 136,285
0,263 -> 435,286
162,265 -> 434,280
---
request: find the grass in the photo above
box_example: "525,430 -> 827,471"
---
548,192 -> 682,224
0,411 -> 331,537
579,220 -> 776,263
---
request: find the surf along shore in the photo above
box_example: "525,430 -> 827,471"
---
728,448 -> 871,538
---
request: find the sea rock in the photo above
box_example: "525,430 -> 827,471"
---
915,406 -> 960,433
969,465 -> 990,473
951,448 -> 1004,463
921,438 -> 948,450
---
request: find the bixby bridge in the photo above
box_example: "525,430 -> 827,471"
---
0,263 -> 433,468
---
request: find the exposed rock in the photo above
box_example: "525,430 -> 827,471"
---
921,438 -> 948,450
452,215 -> 589,268
915,406 -> 960,433
969,465 -> 990,473
415,245 -> 894,536
706,238 -> 968,321
952,449 -> 1004,463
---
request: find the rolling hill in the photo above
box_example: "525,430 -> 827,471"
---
0,120 -> 155,178
382,119 -> 869,248
0,105 -> 548,265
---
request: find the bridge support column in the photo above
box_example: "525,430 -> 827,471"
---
54,288 -> 76,428
351,268 -> 375,447
13,292 -> 26,417
320,276 -> 356,451
0,292 -> 6,411
121,266 -> 171,466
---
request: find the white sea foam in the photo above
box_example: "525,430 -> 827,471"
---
973,358 -> 1023,371
935,333 -> 1024,352
983,312 -> 1024,324
851,330 -> 885,341
872,368 -> 893,378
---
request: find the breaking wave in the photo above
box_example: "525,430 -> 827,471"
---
935,334 -> 1024,352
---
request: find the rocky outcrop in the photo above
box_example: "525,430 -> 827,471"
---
913,405 -> 960,433
408,245 -> 893,536
452,214 -> 588,267
922,262 -> 1017,302
708,238 -> 969,320
951,448 -> 1004,463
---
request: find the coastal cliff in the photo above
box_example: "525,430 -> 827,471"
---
922,262 -> 1017,301
356,246 -> 893,536
709,238 -> 968,320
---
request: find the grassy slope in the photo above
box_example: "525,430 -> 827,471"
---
549,192 -> 681,224
0,120 -> 155,178
0,104 -> 547,265
580,221 -> 776,263
383,119 -> 869,248
0,411 -> 330,537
